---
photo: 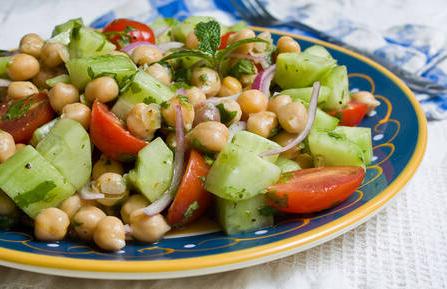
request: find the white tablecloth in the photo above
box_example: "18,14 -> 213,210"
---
0,1 -> 446,288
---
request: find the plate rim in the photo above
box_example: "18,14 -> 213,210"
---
0,27 -> 428,277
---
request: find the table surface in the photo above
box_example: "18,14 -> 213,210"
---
0,1 -> 446,288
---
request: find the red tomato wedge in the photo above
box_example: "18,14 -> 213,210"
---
219,32 -> 235,49
167,150 -> 212,227
90,101 -> 146,161
0,92 -> 55,143
330,101 -> 368,127
103,18 -> 155,49
267,166 -> 365,214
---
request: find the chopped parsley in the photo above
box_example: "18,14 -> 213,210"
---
3,97 -> 34,120
216,103 -> 237,125
14,181 -> 57,208
229,59 -> 256,78
183,201 -> 200,221
194,20 -> 221,55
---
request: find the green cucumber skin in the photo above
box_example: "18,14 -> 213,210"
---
304,45 -> 333,60
334,126 -> 373,164
36,119 -> 92,190
0,56 -> 11,78
230,131 -> 281,163
274,52 -> 337,89
281,86 -> 331,106
127,138 -> 173,202
308,130 -> 365,167
275,156 -> 301,173
205,144 -> 281,201
30,118 -> 59,146
320,65 -> 350,111
45,74 -> 71,88
66,55 -> 137,90
0,146 -> 76,218
172,16 -> 215,42
112,70 -> 175,119
314,109 -> 340,131
52,18 -> 83,37
217,194 -> 273,235
69,27 -> 115,59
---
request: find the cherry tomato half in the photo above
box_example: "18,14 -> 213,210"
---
103,18 -> 155,49
90,101 -> 147,161
167,150 -> 212,227
219,32 -> 235,49
330,101 -> 368,127
0,93 -> 55,143
267,166 -> 365,214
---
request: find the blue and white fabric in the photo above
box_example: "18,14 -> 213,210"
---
91,0 -> 447,120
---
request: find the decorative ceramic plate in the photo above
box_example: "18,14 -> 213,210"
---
0,28 -> 427,280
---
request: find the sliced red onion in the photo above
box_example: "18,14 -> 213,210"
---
206,92 -> 241,105
157,41 -> 184,52
154,26 -> 169,37
175,88 -> 187,96
259,81 -> 321,158
0,79 -> 11,87
228,121 -> 247,141
144,105 -> 185,216
79,182 -> 104,200
252,64 -> 276,97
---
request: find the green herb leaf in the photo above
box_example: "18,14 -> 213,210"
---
194,20 -> 221,55
170,81 -> 191,92
229,59 -> 256,78
216,37 -> 267,62
160,50 -> 214,65
13,181 -> 57,208
183,201 -> 200,221
143,96 -> 157,104
3,97 -> 34,120
216,103 -> 237,126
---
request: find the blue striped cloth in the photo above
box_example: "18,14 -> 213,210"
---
91,0 -> 447,120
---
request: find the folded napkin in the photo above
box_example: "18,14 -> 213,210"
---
91,0 -> 447,120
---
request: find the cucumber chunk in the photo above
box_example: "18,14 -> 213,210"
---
69,27 -> 115,59
230,131 -> 281,163
314,109 -> 339,131
36,119 -> 92,190
0,56 -> 11,78
334,126 -> 373,164
172,16 -> 215,42
205,144 -> 281,201
304,45 -> 333,60
52,18 -> 83,37
45,74 -> 70,88
0,146 -> 76,218
281,85 -> 331,106
66,54 -> 137,90
217,194 -> 273,235
112,70 -> 174,119
308,130 -> 365,167
275,156 -> 301,173
127,138 -> 173,202
30,118 -> 59,146
320,65 -> 350,111
274,52 -> 336,89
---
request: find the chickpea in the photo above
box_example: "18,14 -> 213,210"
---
92,155 -> 124,180
193,102 -> 221,126
247,111 -> 278,138
61,103 -> 91,129
144,63 -> 172,85
130,211 -> 170,243
7,53 -> 40,81
59,195 -> 82,219
85,76 -> 119,103
126,103 -> 161,140
268,94 -> 292,115
7,81 -> 38,100
239,74 -> 257,88
93,216 -> 125,251
34,208 -> 69,241
237,89 -> 268,118
0,191 -> 17,216
228,29 -> 256,54
0,130 -> 15,163
95,173 -> 128,207
277,102 -> 308,134
191,67 -> 221,97
19,33 -> 44,58
217,99 -> 242,126
185,87 -> 206,106
218,76 -> 242,97
185,31 -> 199,49
272,131 -> 300,159
131,45 -> 163,66
48,82 -> 79,113
295,153 -> 314,169
351,91 -> 380,113
40,42 -> 68,67
73,206 -> 106,241
15,143 -> 26,151
120,194 -> 149,224
161,96 -> 195,131
277,36 -> 301,54
187,121 -> 229,153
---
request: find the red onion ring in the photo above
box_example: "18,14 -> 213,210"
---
79,182 -> 104,200
144,105 -> 185,216
206,92 -> 241,105
259,81 -> 320,157
252,64 -> 276,97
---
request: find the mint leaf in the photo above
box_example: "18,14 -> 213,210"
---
229,59 -> 256,78
194,20 -> 221,55
160,50 -> 214,65
216,103 -> 237,126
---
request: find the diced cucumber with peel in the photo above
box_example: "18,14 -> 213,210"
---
30,118 -> 58,146
46,74 -> 71,87
0,146 -> 76,218
217,194 -> 273,235
230,131 -> 281,163
205,144 -> 281,201
304,45 -> 333,60
112,70 -> 174,119
36,119 -> 92,190
320,65 -> 350,111
66,55 -> 137,90
308,130 -> 365,167
69,27 -> 116,59
275,156 -> 301,173
0,56 -> 11,78
291,99 -> 339,131
52,18 -> 83,37
334,126 -> 373,164
127,138 -> 173,202
274,52 -> 336,89
172,16 -> 215,42
281,86 -> 331,106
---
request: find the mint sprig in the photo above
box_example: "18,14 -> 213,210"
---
195,21 -> 221,55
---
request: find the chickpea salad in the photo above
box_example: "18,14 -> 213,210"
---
0,17 -> 378,252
